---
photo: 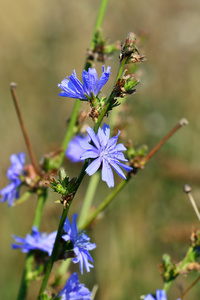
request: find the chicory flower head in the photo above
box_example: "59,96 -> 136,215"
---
62,214 -> 96,274
12,226 -> 57,256
66,134 -> 90,163
58,272 -> 92,300
80,124 -> 133,188
0,152 -> 26,207
144,290 -> 167,300
58,65 -> 111,100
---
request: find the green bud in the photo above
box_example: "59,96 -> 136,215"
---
56,184 -> 67,195
58,168 -> 67,182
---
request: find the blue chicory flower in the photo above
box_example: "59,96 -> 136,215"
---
62,214 -> 96,274
57,272 -> 92,300
79,123 -> 133,188
58,65 -> 111,100
144,290 -> 167,300
0,152 -> 26,206
12,226 -> 57,256
66,134 -> 90,163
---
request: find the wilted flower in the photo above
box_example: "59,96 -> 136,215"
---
80,124 -> 133,188
62,214 -> 96,274
12,226 -> 57,256
0,153 -> 26,207
58,65 -> 111,100
66,134 -> 90,163
57,272 -> 92,300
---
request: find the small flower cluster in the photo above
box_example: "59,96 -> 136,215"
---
0,153 -> 25,206
58,272 -> 92,300
12,226 -> 57,256
12,214 -> 96,274
62,214 -> 96,274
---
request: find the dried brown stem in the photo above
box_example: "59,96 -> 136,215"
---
180,275 -> 200,299
10,83 -> 39,174
142,118 -> 188,164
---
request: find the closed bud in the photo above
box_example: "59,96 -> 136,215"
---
58,168 -> 67,182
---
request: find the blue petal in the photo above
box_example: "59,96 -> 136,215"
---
94,65 -> 111,95
156,290 -> 167,300
102,159 -> 114,188
85,157 -> 101,176
82,68 -> 98,96
113,160 -> 133,172
86,127 -> 100,149
80,149 -> 99,160
109,161 -> 126,179
72,214 -> 78,236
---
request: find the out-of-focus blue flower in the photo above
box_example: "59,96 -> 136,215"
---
62,214 -> 96,274
144,290 -> 167,300
12,226 -> 57,256
58,272 -> 92,300
66,134 -> 90,163
58,65 -> 111,100
0,152 -> 26,206
79,124 -> 133,188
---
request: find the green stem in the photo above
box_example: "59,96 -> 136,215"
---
38,161 -> 88,298
38,205 -> 70,299
32,190 -> 47,227
77,172 -> 100,228
85,0 -> 109,70
94,57 -> 128,133
81,175 -> 131,230
58,99 -> 81,166
14,190 -> 32,206
16,190 -> 47,300
58,0 -> 110,167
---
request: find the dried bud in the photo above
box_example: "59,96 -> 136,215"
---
114,70 -> 139,98
120,32 -> 145,64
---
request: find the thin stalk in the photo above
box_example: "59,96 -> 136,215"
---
183,185 -> 200,222
16,190 -> 47,300
10,83 -> 39,174
180,275 -> 200,299
58,100 -> 81,165
78,172 -> 100,228
38,205 -> 70,299
85,0 -> 109,70
17,254 -> 34,300
142,118 -> 189,164
32,190 -> 48,227
81,176 -> 131,230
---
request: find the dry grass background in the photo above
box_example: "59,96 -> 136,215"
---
0,0 -> 200,299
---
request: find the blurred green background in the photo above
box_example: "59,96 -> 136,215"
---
1,0 -> 200,299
